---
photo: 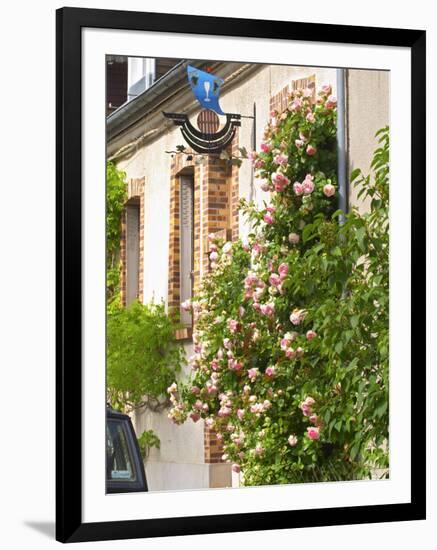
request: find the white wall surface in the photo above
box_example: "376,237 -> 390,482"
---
0,1 -> 434,549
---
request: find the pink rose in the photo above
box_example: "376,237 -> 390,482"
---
232,464 -> 241,473
288,233 -> 300,245
228,359 -> 243,371
325,95 -> 337,109
302,179 -> 315,194
273,153 -> 288,166
237,408 -> 245,420
260,302 -> 275,317
293,181 -> 303,195
245,272 -> 258,287
223,338 -> 233,350
290,97 -> 303,111
248,368 -> 259,381
306,144 -> 317,156
309,414 -> 319,425
306,112 -> 316,123
288,435 -> 298,446
263,213 -> 274,225
271,171 -> 290,192
228,319 -> 239,333
295,139 -> 305,149
300,396 -> 316,417
290,308 -> 307,325
205,417 -> 215,428
260,181 -> 271,192
190,412 -> 200,423
265,366 -> 276,378
307,427 -> 320,440
248,150 -> 258,162
321,84 -> 332,95
306,330 -> 317,340
269,273 -> 281,287
190,386 -> 200,395
211,359 -> 219,371
254,158 -> 265,169
260,142 -> 271,153
209,251 -> 219,261
280,337 -> 291,351
278,263 -> 288,279
255,444 -> 264,455
323,184 -> 336,197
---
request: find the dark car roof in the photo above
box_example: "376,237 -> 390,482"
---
106,406 -> 130,420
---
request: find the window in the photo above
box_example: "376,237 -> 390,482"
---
125,200 -> 140,305
180,173 -> 194,325
106,420 -> 136,482
106,408 -> 148,494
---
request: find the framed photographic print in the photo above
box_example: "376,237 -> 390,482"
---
56,7 -> 426,543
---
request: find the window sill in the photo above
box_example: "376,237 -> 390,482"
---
175,327 -> 193,341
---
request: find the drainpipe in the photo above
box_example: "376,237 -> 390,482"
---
336,68 -> 348,223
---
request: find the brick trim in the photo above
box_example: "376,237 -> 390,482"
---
120,177 -> 145,307
204,426 -> 225,464
269,74 -> 316,114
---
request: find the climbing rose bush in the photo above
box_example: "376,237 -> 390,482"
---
169,84 -> 389,486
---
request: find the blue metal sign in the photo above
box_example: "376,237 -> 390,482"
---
187,65 -> 225,115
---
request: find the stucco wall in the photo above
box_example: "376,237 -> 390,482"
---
347,69 -> 390,212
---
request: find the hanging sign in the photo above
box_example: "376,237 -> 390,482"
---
187,65 -> 225,115
163,65 -> 241,154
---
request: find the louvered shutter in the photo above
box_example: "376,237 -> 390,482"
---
126,203 -> 140,305
180,175 -> 194,325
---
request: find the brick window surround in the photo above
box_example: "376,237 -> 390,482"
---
168,131 -> 240,337
167,131 -> 239,464
120,177 -> 145,307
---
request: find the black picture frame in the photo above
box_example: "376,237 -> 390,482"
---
56,7 -> 426,543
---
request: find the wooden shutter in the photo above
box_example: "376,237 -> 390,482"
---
125,202 -> 140,305
180,175 -> 194,325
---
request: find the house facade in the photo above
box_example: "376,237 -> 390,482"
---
107,60 -> 389,491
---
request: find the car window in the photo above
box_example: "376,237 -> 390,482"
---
106,419 -> 136,482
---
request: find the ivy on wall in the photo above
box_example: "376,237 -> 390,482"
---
105,161 -> 185,413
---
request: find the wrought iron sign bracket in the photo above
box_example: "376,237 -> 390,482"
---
163,111 -> 241,154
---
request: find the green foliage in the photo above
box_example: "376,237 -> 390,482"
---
106,161 -> 127,302
168,83 -> 389,486
138,429 -> 161,459
107,299 -> 185,411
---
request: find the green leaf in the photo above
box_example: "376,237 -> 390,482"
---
350,168 -> 361,182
